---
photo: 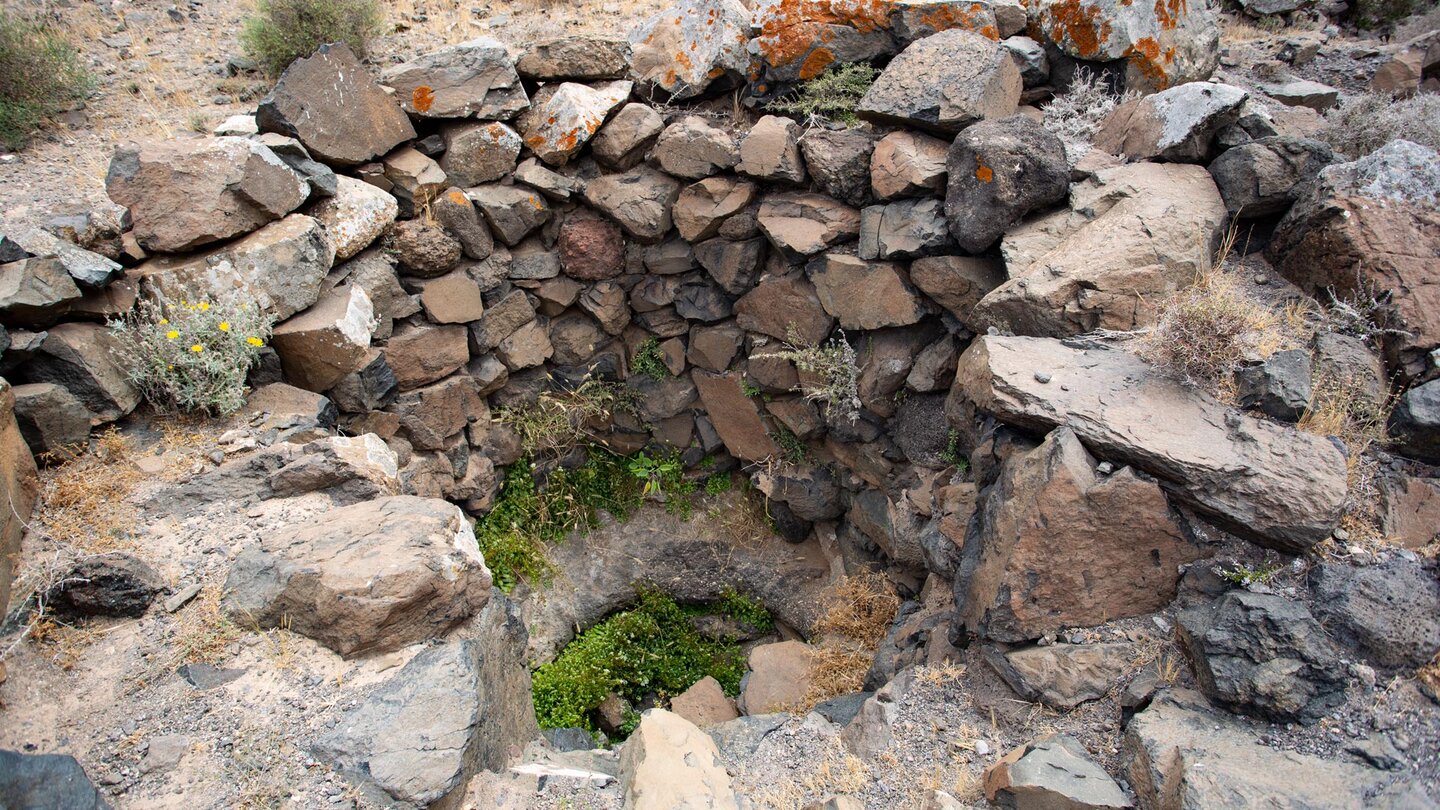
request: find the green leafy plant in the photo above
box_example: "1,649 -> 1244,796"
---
716,587 -> 774,633
240,0 -> 385,76
704,472 -> 733,496
631,337 -> 670,382
628,452 -> 681,498
474,451 -> 643,592
756,326 -> 861,423
531,589 -> 755,734
740,379 -> 763,398
938,429 -> 968,470
1216,562 -> 1285,588
772,425 -> 809,465
0,9 -> 93,150
108,294 -> 274,416
766,62 -> 878,125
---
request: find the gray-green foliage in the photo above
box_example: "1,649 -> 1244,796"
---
0,9 -> 92,150
1321,92 -> 1440,159
756,326 -> 861,423
108,295 -> 274,416
766,62 -> 878,125
240,0 -> 385,76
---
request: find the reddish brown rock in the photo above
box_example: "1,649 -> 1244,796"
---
670,676 -> 738,729
1379,474 -> 1440,550
807,253 -> 925,330
692,371 -> 780,462
496,320 -> 554,370
909,255 -> 1004,330
383,324 -> 470,391
387,219 -> 462,279
674,177 -> 758,242
558,209 -> 625,281
734,273 -> 835,345
756,192 -> 861,260
737,640 -> 814,714
591,103 -> 665,171
871,131 -> 949,200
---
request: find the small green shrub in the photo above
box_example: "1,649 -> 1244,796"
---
1216,561 -> 1285,587
240,0 -> 385,76
704,472 -> 733,496
531,589 -> 756,733
474,450 -> 643,592
766,62 -> 878,125
631,337 -> 670,382
108,295 -> 274,416
1350,0 -> 1420,30
716,587 -> 774,633
0,9 -> 93,150
772,425 -> 809,464
756,326 -> 861,423
938,429 -> 968,470
740,379 -> 763,398
495,380 -> 636,459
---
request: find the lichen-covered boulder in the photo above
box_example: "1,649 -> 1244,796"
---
517,81 -> 632,166
380,37 -> 528,120
627,0 -> 751,99
1030,0 -> 1220,93
857,28 -> 1019,134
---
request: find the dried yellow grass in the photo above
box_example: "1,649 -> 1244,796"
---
797,571 -> 902,710
36,429 -> 141,553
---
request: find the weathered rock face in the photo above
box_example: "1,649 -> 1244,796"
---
627,0 -> 751,99
956,427 -> 1204,642
800,128 -> 877,207
133,213 -> 335,321
858,29 -> 1020,134
1234,348 -> 1311,422
1030,0 -> 1220,93
983,735 -> 1130,810
316,598 -> 537,808
256,43 -> 416,166
1266,140 -> 1440,377
692,371 -> 781,462
22,322 -> 139,422
222,495 -> 490,657
735,272 -> 834,345
620,710 -> 739,810
675,177 -> 758,242
0,257 -> 82,327
468,184 -> 552,248
1094,82 -> 1248,163
0,380 -> 37,619
0,750 -> 109,810
46,552 -> 164,619
591,102 -> 664,170
1206,136 -> 1336,217
106,137 -> 308,252
738,115 -> 806,184
1177,591 -> 1346,723
582,166 -> 682,243
1389,379 -> 1440,464
757,192 -> 861,260
954,336 -> 1349,553
859,198 -> 952,260
808,253 -> 926,329
12,382 -> 90,454
670,676 -> 740,728
517,36 -> 629,81
270,285 -> 374,393
738,640 -> 815,715
977,162 -> 1226,336
4,226 -> 122,289
380,37 -> 528,120
1125,689 -> 1395,810
517,80 -> 631,166
1308,557 -> 1440,670
309,175 -> 398,261
908,255 -> 1003,331
944,115 -> 1069,254
985,643 -> 1136,710
558,208 -> 625,281
439,122 -> 523,187
654,117 -> 741,180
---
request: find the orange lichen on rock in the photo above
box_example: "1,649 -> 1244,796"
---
1153,0 -> 1187,31
1126,36 -> 1171,89
1041,0 -> 1113,59
447,189 -> 468,206
755,0 -> 893,69
975,156 -> 993,183
412,86 -> 435,113
799,46 -> 837,79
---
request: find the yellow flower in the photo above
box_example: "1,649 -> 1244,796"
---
166,330 -> 180,340
218,322 -> 230,332
246,337 -> 264,347
198,302 -> 210,311
190,344 -> 204,353
158,318 -> 169,325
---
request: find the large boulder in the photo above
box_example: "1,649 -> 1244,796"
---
315,601 -> 538,808
106,137 -> 308,252
517,80 -> 631,166
976,162 -> 1225,336
1125,689 -> 1397,810
256,43 -> 416,166
954,336 -> 1349,553
0,257 -> 83,327
857,29 -> 1019,134
222,495 -> 491,657
132,213 -> 335,321
620,710 -> 739,810
1093,82 -> 1248,163
1266,140 -> 1440,377
1029,0 -> 1219,93
1206,136 -> 1337,218
1177,591 -> 1346,723
944,115 -> 1068,254
1308,557 -> 1440,670
626,0 -> 751,99
983,735 -> 1130,810
270,285 -> 374,393
379,37 -> 528,120
22,322 -> 139,422
956,427 -> 1205,642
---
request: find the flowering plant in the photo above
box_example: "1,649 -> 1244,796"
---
108,293 -> 275,416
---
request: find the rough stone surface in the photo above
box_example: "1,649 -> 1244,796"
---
380,37 -> 528,120
908,255 -> 1003,331
1094,82 -> 1248,163
738,640 -> 815,715
738,115 -> 806,184
654,117 -> 740,180
1030,0 -> 1220,93
627,0 -> 751,99
979,163 -> 1226,336
384,323 -> 470,391
558,208 -> 625,281
222,495 -> 490,657
518,80 -> 631,166
591,103 -> 664,170
256,43 -> 416,166
0,750 -> 109,810
986,643 -> 1137,709
675,177 -> 758,242
800,128 -> 877,207
1308,557 -> 1440,669
270,285 -> 374,393
0,257 -> 82,327
757,192 -> 861,260
1379,473 -> 1440,549
4,227 -> 121,288
1177,591 -> 1346,723
23,322 -> 139,422
310,175 -> 398,261
316,604 -> 537,807
955,336 -> 1349,552
47,552 -> 164,619
439,121 -> 523,187
983,735 -> 1130,810
517,36 -> 629,80
945,115 -> 1069,253
582,166 -> 682,243
735,273 -> 834,345
106,137 -> 308,252
468,184 -> 552,247
12,382 -> 90,453
380,146 -> 448,217
670,676 -> 740,729
620,710 -> 739,810
808,253 -> 925,330
956,427 -> 1204,642
871,130 -> 949,201
1206,136 -> 1336,217
692,371 -> 781,462
859,198 -> 953,260
1234,348 -> 1311,422
858,29 -> 1020,134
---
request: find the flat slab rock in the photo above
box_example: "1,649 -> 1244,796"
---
955,335 -> 1347,553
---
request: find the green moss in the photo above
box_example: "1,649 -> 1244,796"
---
0,9 -> 93,150
474,450 -> 643,592
766,62 -> 879,126
715,587 -> 774,633
938,429 -> 968,470
631,337 -> 671,382
240,0 -> 384,76
531,589 -> 756,733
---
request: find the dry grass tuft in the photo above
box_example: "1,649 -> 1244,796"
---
36,428 -> 141,553
799,571 -> 901,710
747,737 -> 871,810
1418,652 -> 1440,696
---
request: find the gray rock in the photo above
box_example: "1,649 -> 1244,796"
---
627,0 -> 751,99
1093,82 -> 1249,163
4,227 -> 121,289
859,198 -> 953,260
1207,136 -> 1336,217
1389,379 -> 1440,463
516,80 -> 631,166
955,336 -> 1348,552
1177,591 -> 1346,723
517,36 -> 628,81
257,43 -> 416,166
1265,80 -> 1339,112
799,128 -> 877,207
468,184 -> 552,247
439,121 -> 522,187
12,382 -> 90,454
1234,348 -> 1312,422
380,37 -> 528,120
0,750 -> 109,810
591,103 -> 664,171
1002,36 -> 1049,87
858,29 -> 1020,134
22,322 -> 139,422
582,166 -> 682,244
985,643 -> 1136,709
653,117 -> 739,180
738,115 -> 806,184
1308,557 -> 1440,669
316,601 -> 539,807
944,115 -> 1068,254
0,257 -> 82,327
1030,0 -> 1219,93
983,735 -> 1129,809
757,192 -> 861,261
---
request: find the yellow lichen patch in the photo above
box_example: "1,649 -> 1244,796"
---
446,189 -> 468,206
411,85 -> 435,113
